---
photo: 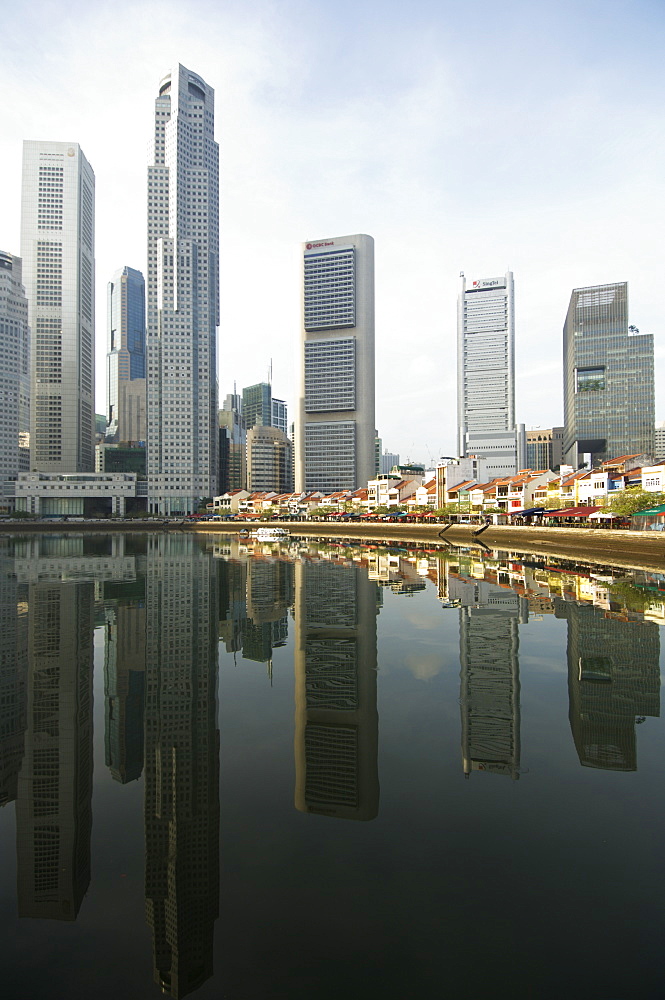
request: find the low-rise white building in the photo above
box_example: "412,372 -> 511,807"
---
15,472 -> 139,516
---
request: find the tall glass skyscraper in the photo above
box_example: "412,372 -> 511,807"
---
147,65 -> 219,514
242,382 -> 271,430
106,266 -> 146,444
297,233 -> 375,493
21,141 -> 95,472
563,282 -> 654,468
0,252 -> 30,494
457,271 -> 523,478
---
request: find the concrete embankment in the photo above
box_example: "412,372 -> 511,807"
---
196,520 -> 665,572
1,519 -> 664,572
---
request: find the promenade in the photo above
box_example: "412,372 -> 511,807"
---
2,518 -> 665,572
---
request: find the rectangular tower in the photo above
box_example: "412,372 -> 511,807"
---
107,266 -> 146,444
147,65 -> 219,515
457,271 -> 519,478
21,141 -> 95,472
563,282 -> 654,468
297,234 -> 375,493
0,252 -> 30,495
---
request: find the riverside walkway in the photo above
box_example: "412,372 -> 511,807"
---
2,518 -> 664,572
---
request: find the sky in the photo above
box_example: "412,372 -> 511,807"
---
1,0 -> 664,465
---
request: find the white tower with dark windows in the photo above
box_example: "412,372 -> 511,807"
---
21,141 -> 95,472
0,252 -> 30,492
147,65 -> 219,514
296,234 -> 375,493
457,271 -> 523,478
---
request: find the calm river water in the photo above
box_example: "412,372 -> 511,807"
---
0,531 -> 663,999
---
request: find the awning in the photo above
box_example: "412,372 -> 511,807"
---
588,511 -> 619,520
543,505 -> 601,517
507,506 -> 545,516
631,504 -> 665,517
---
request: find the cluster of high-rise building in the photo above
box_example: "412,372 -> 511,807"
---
0,63 -> 658,517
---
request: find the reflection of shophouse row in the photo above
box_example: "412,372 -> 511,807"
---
16,581 -> 94,920
555,599 -> 660,770
104,591 -> 146,784
0,549 -> 28,807
451,576 -> 525,780
144,535 -> 219,998
294,561 -> 379,820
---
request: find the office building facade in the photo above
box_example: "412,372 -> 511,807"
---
246,424 -> 293,492
0,252 -> 30,500
107,266 -> 146,444
242,382 -> 271,431
21,141 -> 95,472
526,427 -> 564,471
297,234 -> 375,493
457,271 -> 522,477
563,282 -> 654,468
272,397 -> 287,435
147,65 -> 219,514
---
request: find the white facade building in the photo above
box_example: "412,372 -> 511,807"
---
147,65 -> 219,514
21,141 -> 95,472
0,252 -> 30,502
457,271 -> 523,478
296,234 -> 375,493
15,472 -> 138,517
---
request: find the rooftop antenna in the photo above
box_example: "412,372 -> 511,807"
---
268,359 -> 273,386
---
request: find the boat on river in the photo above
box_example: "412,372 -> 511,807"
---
253,525 -> 290,541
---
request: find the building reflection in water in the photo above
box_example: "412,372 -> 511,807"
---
450,573 -> 526,780
294,559 -> 379,821
555,598 -> 661,770
103,580 -> 146,784
0,541 -> 28,808
16,577 -> 94,920
217,543 -> 293,678
144,534 -> 220,999
12,534 -> 138,921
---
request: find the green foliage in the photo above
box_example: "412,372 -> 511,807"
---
606,489 -> 665,516
609,578 -> 652,613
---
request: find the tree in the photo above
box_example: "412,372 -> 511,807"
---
606,488 -> 665,517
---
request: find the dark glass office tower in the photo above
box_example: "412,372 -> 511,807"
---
563,282 -> 654,468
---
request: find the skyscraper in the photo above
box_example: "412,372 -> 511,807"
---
106,266 -> 146,444
242,382 -> 271,431
21,141 -> 95,472
0,252 -> 30,494
457,271 -> 523,477
297,234 -> 375,493
246,424 -> 293,492
271,397 -> 287,435
563,282 -> 654,468
147,65 -> 219,514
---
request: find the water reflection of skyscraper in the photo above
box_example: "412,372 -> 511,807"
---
103,584 -> 146,784
0,547 -> 28,808
218,553 -> 293,671
555,599 -> 660,771
16,580 -> 94,920
451,575 -> 525,780
294,560 -> 379,821
144,535 -> 220,999
10,535 -> 140,920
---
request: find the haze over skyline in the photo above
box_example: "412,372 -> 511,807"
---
1,0 -> 664,465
